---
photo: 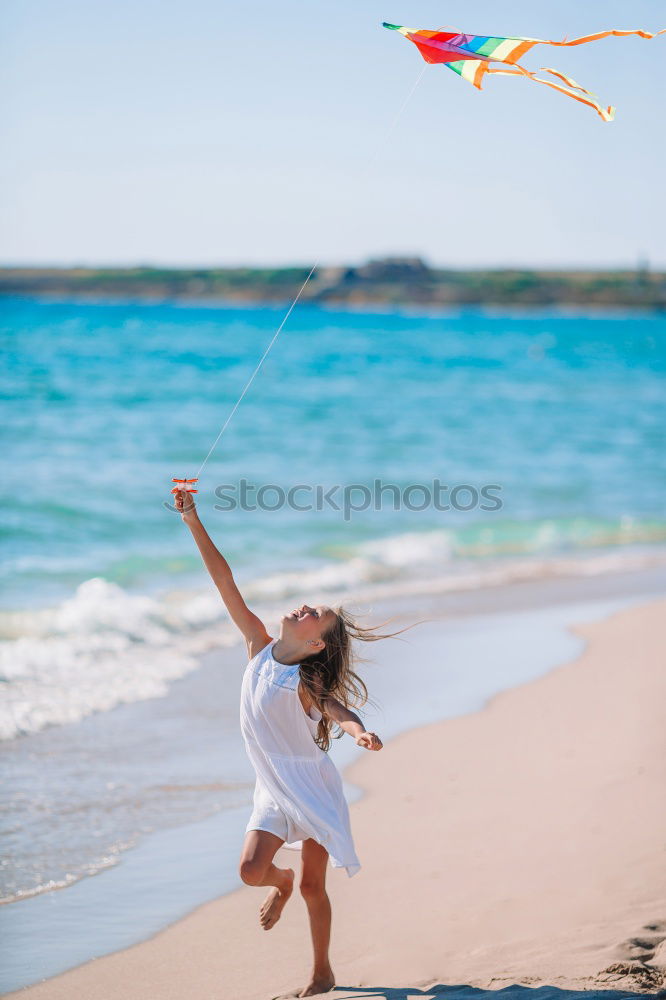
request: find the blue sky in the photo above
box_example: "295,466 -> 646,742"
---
1,0 -> 664,268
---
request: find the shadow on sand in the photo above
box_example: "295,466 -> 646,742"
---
272,982 -> 666,1000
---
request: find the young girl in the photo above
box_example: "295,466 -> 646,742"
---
174,488 -> 408,998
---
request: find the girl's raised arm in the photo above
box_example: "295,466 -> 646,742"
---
173,489 -> 271,659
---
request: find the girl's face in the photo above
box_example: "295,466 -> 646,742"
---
280,604 -> 335,643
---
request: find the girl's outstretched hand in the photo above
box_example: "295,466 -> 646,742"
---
173,488 -> 198,525
355,731 -> 383,751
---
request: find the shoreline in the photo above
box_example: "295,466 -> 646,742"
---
4,590 -> 665,998
3,266 -> 666,311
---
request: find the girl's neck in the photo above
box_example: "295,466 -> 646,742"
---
271,637 -> 305,666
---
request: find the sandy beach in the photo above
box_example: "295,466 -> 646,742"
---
7,594 -> 664,1000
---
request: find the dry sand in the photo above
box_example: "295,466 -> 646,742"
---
7,598 -> 666,999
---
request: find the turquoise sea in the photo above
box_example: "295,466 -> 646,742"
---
1,295 -> 665,743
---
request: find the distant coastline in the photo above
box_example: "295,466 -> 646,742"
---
2,257 -> 665,309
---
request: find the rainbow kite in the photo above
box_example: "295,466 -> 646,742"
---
383,23 -> 665,121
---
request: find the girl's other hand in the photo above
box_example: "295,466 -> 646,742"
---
174,488 -> 198,524
355,731 -> 383,751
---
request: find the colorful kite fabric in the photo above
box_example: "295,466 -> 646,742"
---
383,23 -> 666,121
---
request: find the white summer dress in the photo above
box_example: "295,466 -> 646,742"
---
240,638 -> 361,877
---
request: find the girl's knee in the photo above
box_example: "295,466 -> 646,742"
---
299,877 -> 326,901
239,858 -> 266,886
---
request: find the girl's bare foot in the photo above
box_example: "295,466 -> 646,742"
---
259,868 -> 294,929
297,966 -> 335,997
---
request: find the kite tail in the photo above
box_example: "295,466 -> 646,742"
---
537,67 -> 598,97
542,27 -> 666,48
451,59 -> 598,100
486,64 -> 615,121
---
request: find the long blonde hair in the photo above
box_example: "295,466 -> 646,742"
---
297,605 -> 424,752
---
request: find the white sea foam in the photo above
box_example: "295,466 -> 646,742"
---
1,539 -> 664,742
241,530 -> 455,603
0,579 -> 237,742
355,529 -> 454,567
245,545 -> 666,624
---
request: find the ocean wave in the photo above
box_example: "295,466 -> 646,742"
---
244,519 -> 666,605
246,540 -> 666,614
0,842 -> 133,906
2,525 -> 665,742
0,578 -> 237,742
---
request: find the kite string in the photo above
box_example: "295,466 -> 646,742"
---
195,262 -> 318,477
195,64 -> 427,481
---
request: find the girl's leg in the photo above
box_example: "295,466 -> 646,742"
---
297,838 -> 335,998
239,829 -> 295,929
